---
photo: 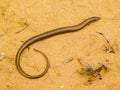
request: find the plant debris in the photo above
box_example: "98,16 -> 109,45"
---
16,21 -> 30,33
78,59 -> 108,85
58,57 -> 73,66
53,57 -> 73,68
96,32 -> 115,53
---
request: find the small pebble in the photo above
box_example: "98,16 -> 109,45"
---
0,52 -> 5,60
60,85 -> 64,89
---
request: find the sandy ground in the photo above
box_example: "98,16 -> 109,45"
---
0,0 -> 120,90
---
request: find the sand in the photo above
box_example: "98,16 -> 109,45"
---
0,0 -> 120,90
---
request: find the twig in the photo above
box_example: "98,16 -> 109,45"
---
16,24 -> 30,33
78,58 -> 92,69
59,57 -> 73,67
53,57 -> 73,68
96,32 -> 115,53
